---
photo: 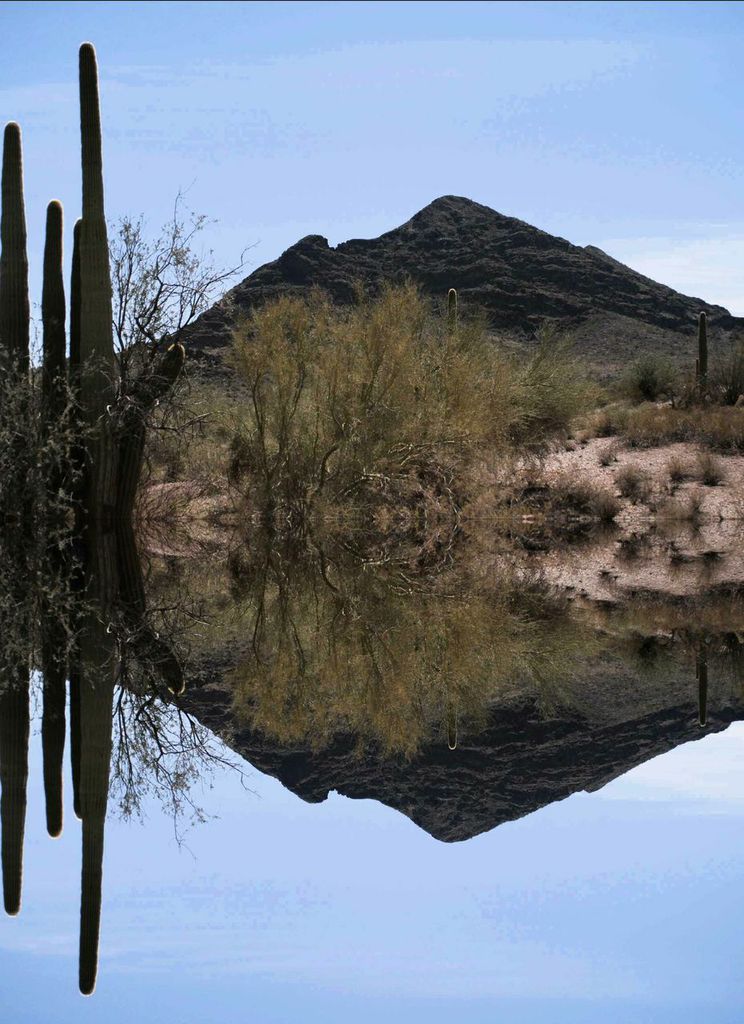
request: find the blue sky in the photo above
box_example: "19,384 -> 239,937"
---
3,715 -> 744,1022
1,1 -> 744,317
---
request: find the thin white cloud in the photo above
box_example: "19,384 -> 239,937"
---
599,722 -> 744,805
598,232 -> 744,315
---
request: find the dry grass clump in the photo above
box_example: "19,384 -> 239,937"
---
665,454 -> 693,486
598,441 -> 620,467
658,487 -> 705,527
550,473 -> 620,523
694,450 -> 726,486
614,463 -> 652,503
578,403 -> 629,439
145,378 -> 239,494
623,404 -> 744,452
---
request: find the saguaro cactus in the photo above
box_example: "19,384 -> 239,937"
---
78,43 -> 117,517
447,287 -> 458,336
0,122 -> 29,374
42,201 -> 67,449
696,311 -> 708,390
696,646 -> 708,728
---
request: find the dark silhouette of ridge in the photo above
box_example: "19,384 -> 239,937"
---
184,195 -> 741,369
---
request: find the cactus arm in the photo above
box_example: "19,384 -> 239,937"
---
0,122 -> 29,374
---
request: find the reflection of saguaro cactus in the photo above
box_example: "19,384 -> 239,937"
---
0,122 -> 29,373
696,645 -> 708,728
0,674 -> 29,916
41,630 -> 67,839
77,525 -> 118,995
69,666 -> 82,820
78,43 -> 117,516
118,522 -> 185,695
446,702 -> 458,751
78,668 -> 114,996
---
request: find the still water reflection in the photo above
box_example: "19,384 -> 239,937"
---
1,521 -> 744,1019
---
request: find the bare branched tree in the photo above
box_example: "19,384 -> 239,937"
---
110,192 -> 248,394
108,194 -> 249,513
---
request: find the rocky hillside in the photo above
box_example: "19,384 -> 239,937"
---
177,648 -> 743,843
185,195 -> 741,375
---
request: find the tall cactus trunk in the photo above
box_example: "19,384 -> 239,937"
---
447,287 -> 458,336
78,43 -> 117,521
697,311 -> 708,392
42,200 -> 68,504
0,122 -> 30,375
0,672 -> 29,916
69,218 -> 85,512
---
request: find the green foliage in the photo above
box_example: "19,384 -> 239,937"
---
710,337 -> 744,406
229,538 -> 594,757
621,354 -> 678,403
515,327 -> 596,442
623,403 -> 744,452
230,284 -> 592,516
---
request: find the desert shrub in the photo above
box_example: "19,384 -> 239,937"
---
227,537 -> 594,757
623,404 -> 744,452
598,441 -> 620,467
550,473 -> 620,523
580,403 -> 629,439
615,463 -> 652,503
0,366 -> 78,531
666,454 -> 692,486
709,339 -> 744,406
230,283 -> 593,517
622,355 -> 678,403
659,487 -> 705,527
514,328 -> 596,443
695,450 -> 726,486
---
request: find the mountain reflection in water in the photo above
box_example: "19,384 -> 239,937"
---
1,521 -> 743,993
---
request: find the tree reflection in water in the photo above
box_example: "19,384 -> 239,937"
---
0,522 -> 235,995
2,510 -> 744,993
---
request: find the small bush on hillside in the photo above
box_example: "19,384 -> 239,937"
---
622,355 -> 678,403
622,404 -> 744,452
695,451 -> 726,486
550,473 -> 620,523
710,339 -> 744,406
615,463 -> 652,503
665,454 -> 692,486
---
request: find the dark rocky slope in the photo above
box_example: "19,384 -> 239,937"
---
185,195 -> 740,373
178,655 -> 744,843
